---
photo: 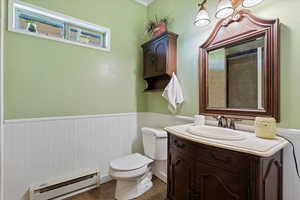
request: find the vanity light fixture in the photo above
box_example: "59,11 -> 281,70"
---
215,0 -> 234,18
194,0 -> 265,27
242,0 -> 264,7
194,0 -> 211,27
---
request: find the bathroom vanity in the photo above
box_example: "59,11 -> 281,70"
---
165,9 -> 285,200
166,124 -> 288,200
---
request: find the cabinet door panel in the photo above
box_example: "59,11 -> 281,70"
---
197,162 -> 249,200
143,46 -> 155,77
260,152 -> 283,200
154,39 -> 167,75
168,151 -> 194,200
197,145 -> 249,173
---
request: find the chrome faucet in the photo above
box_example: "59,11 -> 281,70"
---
216,116 -> 228,128
229,119 -> 237,130
215,116 -> 240,130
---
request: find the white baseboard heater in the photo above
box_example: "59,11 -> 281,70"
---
29,169 -> 100,200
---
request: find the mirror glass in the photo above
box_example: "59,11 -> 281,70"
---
207,36 -> 265,110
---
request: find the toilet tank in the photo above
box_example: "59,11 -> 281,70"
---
142,127 -> 168,161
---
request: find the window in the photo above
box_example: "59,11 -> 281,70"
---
9,0 -> 111,51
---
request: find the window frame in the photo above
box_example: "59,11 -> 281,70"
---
8,0 -> 111,51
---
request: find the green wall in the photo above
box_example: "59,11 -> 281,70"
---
5,0 -> 300,128
146,0 -> 300,128
4,0 -> 147,119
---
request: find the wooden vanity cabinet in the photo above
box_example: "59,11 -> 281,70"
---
141,32 -> 178,91
167,134 -> 283,200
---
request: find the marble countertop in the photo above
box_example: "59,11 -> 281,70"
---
165,124 -> 289,157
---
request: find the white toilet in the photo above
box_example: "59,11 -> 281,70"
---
109,127 -> 168,200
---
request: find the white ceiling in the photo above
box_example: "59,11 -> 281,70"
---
134,0 -> 154,6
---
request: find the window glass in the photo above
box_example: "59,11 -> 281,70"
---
10,0 -> 110,51
67,25 -> 107,48
15,8 -> 65,39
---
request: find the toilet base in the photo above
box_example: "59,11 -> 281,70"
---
152,160 -> 167,183
115,172 -> 153,200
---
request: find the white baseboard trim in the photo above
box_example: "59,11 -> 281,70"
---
154,171 -> 167,184
100,175 -> 113,184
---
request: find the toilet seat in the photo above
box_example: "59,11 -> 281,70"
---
110,153 -> 153,180
110,153 -> 153,171
110,165 -> 148,179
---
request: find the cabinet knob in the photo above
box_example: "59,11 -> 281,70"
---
151,55 -> 156,64
175,159 -> 181,166
174,140 -> 185,148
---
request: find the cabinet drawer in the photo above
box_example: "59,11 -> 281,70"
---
197,146 -> 249,173
169,135 -> 195,156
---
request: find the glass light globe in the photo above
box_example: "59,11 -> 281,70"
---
194,9 -> 210,27
243,0 -> 264,7
215,0 -> 234,19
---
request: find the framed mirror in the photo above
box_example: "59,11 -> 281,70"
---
199,10 -> 280,121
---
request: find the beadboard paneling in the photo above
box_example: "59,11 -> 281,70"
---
280,133 -> 300,200
3,112 -> 300,200
4,113 -> 140,200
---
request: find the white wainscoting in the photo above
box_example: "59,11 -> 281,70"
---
3,113 -> 141,200
278,129 -> 300,200
3,112 -> 300,200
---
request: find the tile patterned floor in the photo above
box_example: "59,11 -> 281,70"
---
65,177 -> 167,200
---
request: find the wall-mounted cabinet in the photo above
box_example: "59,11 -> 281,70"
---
141,32 -> 178,91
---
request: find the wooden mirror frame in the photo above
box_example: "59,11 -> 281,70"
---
199,10 -> 280,121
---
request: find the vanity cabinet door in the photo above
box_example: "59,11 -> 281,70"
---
196,162 -> 249,200
168,151 -> 195,200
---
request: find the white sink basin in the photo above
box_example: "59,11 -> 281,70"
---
187,125 -> 247,141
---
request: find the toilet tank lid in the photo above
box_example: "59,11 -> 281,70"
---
110,153 -> 153,171
142,127 -> 167,138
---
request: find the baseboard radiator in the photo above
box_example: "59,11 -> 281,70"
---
29,170 -> 100,200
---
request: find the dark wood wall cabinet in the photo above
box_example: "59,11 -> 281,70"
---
141,32 -> 178,91
167,134 -> 283,200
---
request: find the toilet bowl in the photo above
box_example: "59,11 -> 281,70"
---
109,127 -> 168,200
110,153 -> 153,200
